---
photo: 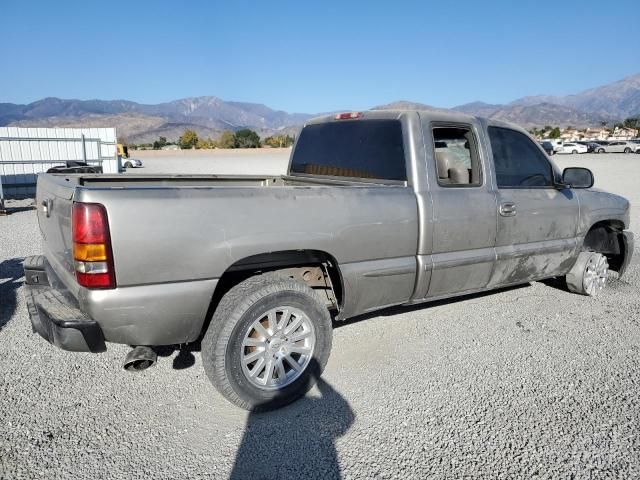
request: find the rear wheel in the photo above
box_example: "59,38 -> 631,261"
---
597,148 -> 605,153
124,161 -> 133,168
202,273 -> 333,411
572,150 -> 578,154
565,251 -> 609,296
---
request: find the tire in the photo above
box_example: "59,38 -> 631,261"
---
124,162 -> 132,168
597,148 -> 605,153
201,273 -> 333,411
624,147 -> 631,153
572,150 -> 578,154
565,251 -> 609,296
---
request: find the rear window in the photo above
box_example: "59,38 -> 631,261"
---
290,120 -> 406,181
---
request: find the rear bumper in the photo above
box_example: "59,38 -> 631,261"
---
24,255 -> 106,353
25,255 -> 218,349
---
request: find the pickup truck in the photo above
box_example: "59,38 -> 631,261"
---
24,110 -> 633,411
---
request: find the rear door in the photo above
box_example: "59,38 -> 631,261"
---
609,142 -> 623,153
422,121 -> 498,298
487,126 -> 579,287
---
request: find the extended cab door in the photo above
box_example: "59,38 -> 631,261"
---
421,121 -> 498,298
486,126 -> 579,287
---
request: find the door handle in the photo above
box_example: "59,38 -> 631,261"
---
499,202 -> 517,217
42,198 -> 53,218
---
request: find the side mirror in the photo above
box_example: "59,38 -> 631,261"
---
562,167 -> 593,188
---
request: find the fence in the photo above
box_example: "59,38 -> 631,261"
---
0,127 -> 119,209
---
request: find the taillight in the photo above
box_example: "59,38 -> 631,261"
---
72,202 -> 116,289
335,112 -> 362,120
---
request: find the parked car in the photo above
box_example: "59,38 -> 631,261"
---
539,141 -> 554,155
25,110 -> 634,411
559,142 -> 588,154
123,158 -> 143,169
598,141 -> 637,153
585,142 -> 602,153
575,141 -> 600,153
543,138 -> 563,154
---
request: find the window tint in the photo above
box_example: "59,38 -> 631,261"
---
488,127 -> 554,188
432,126 -> 482,186
290,120 -> 406,181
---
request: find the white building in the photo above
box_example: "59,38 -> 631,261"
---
609,127 -> 638,140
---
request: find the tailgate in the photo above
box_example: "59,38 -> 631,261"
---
35,174 -> 80,297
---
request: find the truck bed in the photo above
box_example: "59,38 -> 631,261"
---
35,171 -> 418,330
76,174 -> 282,188
71,173 -> 406,189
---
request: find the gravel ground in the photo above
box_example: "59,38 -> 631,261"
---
1,153 -> 639,479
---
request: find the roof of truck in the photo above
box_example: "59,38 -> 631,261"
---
305,109 -> 528,136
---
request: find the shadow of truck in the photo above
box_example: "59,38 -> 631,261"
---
0,258 -> 24,332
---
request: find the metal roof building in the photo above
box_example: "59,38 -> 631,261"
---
0,127 -> 119,210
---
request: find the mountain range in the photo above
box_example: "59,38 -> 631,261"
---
1,73 -> 639,143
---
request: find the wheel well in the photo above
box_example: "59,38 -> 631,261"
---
582,220 -> 626,271
200,250 -> 343,339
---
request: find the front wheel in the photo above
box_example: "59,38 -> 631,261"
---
124,162 -> 133,168
202,273 -> 333,411
565,251 -> 609,296
624,147 -> 631,153
572,150 -> 578,154
597,148 -> 605,153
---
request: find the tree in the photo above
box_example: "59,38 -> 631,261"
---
263,134 -> 294,148
152,137 -> 168,150
179,129 -> 199,149
235,129 -> 261,148
218,131 -> 236,149
197,137 -> 216,149
549,127 -> 561,139
623,117 -> 639,130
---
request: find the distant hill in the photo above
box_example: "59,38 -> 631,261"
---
452,102 -> 614,128
1,73 -> 638,140
377,99 -> 615,129
371,100 -> 448,112
508,73 -> 640,119
451,101 -> 503,117
0,96 -> 314,143
455,73 -> 640,127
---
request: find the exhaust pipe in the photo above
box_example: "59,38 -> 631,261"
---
123,346 -> 157,372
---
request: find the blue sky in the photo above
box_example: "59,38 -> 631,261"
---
1,0 -> 638,113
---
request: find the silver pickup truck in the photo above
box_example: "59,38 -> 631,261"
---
25,110 -> 633,410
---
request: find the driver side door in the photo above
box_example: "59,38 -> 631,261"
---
487,126 -> 580,288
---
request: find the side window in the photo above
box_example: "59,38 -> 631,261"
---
432,125 -> 482,186
488,127 -> 554,188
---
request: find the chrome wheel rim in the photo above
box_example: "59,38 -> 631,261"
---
240,306 -> 315,390
584,255 -> 608,296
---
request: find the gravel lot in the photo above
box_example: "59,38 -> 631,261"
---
1,152 -> 639,479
